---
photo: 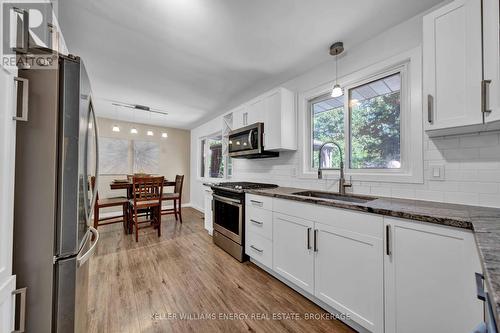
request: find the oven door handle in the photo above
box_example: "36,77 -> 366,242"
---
212,194 -> 242,206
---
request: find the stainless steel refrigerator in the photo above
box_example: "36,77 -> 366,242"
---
13,52 -> 100,333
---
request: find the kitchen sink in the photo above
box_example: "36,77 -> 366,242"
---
291,191 -> 377,203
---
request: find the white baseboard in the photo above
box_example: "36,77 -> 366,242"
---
99,203 -> 194,218
190,204 -> 204,213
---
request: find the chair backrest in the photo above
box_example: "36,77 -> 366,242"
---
90,176 -> 99,203
132,176 -> 164,205
174,175 -> 184,196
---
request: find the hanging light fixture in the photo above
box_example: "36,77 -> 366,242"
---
330,42 -> 344,98
161,132 -> 168,138
146,109 -> 154,136
112,104 -> 120,132
130,107 -> 138,134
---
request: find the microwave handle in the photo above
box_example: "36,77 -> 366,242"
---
248,129 -> 254,149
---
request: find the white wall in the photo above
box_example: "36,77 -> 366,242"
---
97,117 -> 191,206
190,10 -> 500,211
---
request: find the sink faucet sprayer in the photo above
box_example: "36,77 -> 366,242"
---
317,141 -> 352,195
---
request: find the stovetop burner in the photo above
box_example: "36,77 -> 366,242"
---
210,181 -> 278,193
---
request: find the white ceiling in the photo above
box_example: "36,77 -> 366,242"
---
58,0 -> 442,129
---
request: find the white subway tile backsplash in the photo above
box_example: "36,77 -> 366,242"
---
479,194 -> 500,208
443,148 -> 480,161
415,190 -> 445,202
460,133 -> 499,148
444,192 -> 479,206
458,182 -> 499,194
231,132 -> 500,208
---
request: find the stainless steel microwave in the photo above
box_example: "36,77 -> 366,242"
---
228,123 -> 279,159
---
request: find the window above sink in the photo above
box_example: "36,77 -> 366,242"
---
299,47 -> 424,184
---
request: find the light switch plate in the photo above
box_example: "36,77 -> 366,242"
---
429,164 -> 445,181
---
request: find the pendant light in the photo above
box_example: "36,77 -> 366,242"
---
130,107 -> 138,134
112,104 -> 120,132
147,109 -> 154,136
330,42 -> 344,98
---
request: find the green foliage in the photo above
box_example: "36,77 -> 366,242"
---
312,92 -> 400,170
350,92 -> 400,169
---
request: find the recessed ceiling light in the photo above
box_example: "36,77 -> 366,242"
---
112,125 -> 120,132
147,130 -> 154,136
130,128 -> 138,134
161,132 -> 168,138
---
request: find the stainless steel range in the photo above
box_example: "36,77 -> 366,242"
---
210,182 -> 278,261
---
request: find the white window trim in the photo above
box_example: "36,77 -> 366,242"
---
197,131 -> 230,181
298,47 -> 424,183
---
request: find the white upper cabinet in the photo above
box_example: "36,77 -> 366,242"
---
384,218 -> 483,333
228,87 -> 296,151
423,0 -> 483,134
483,0 -> 500,123
423,0 -> 500,136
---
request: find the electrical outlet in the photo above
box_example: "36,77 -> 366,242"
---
429,164 -> 445,181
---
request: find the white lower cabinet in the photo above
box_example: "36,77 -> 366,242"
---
273,213 -> 315,294
245,195 -> 482,333
384,217 -> 483,333
314,221 -> 383,333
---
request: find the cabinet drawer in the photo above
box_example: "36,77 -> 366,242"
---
246,206 -> 273,240
246,232 -> 272,269
246,194 -> 272,211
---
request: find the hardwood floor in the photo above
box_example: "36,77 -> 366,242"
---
88,208 -> 355,333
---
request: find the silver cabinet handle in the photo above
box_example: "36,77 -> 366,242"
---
11,287 -> 27,333
77,227 -> 99,267
307,227 -> 311,250
427,94 -> 433,124
313,229 -> 318,252
250,200 -> 263,207
12,7 -> 29,54
250,219 -> 263,225
386,225 -> 392,256
250,245 -> 263,253
13,77 -> 29,122
482,80 -> 492,114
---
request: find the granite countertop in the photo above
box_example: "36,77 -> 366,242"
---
245,186 -> 500,328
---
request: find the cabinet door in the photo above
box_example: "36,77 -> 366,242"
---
314,221 -> 384,333
423,0 -> 483,130
247,99 -> 265,125
384,218 -> 483,333
232,106 -> 246,129
263,91 -> 281,150
484,0 -> 500,123
204,190 -> 213,234
0,67 -> 18,333
273,212 -> 314,293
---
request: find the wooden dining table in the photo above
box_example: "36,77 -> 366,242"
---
110,179 -> 176,199
110,179 -> 176,234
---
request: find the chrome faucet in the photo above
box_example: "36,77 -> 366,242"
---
317,141 -> 352,195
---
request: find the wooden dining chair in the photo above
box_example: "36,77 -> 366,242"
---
129,176 -> 164,242
161,175 -> 184,223
91,177 -> 129,233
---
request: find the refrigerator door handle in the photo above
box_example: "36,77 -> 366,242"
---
76,227 -> 99,267
88,98 -> 99,223
11,287 -> 27,333
13,77 -> 29,121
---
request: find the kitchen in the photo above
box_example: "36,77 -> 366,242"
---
1,0 -> 500,332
